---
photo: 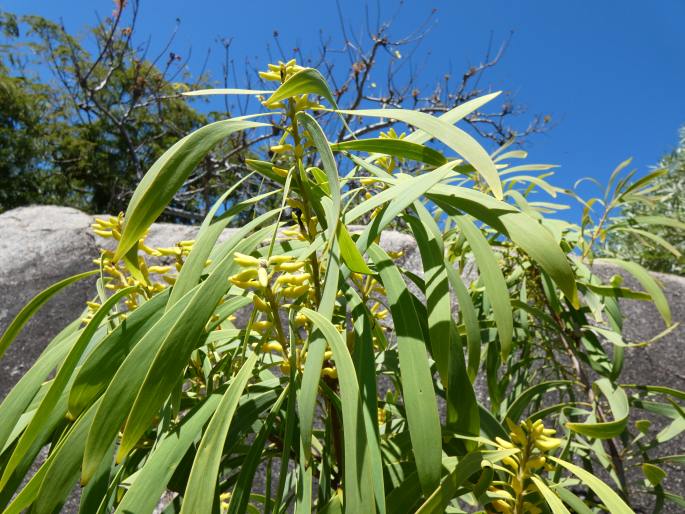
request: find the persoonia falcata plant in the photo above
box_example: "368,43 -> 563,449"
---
1,59 -> 683,513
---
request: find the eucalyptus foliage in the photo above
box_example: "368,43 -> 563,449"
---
1,60 -> 683,514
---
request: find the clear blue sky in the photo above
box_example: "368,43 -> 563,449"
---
3,0 -> 685,217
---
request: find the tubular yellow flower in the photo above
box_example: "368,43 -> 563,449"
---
272,166 -> 289,178
262,341 -> 284,353
270,144 -> 293,154
281,285 -> 310,298
233,252 -> 260,267
258,267 -> 269,289
274,261 -> 305,272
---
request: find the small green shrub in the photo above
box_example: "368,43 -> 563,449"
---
0,59 -> 682,513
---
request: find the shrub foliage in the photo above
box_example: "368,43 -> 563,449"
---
0,60 -> 683,513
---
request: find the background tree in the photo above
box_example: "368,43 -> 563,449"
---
603,126 -> 685,275
0,0 -> 549,222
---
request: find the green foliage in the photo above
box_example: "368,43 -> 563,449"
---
1,59 -> 683,514
604,127 -> 685,275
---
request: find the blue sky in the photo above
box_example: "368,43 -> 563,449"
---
3,0 -> 685,218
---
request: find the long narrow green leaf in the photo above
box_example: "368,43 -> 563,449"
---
566,379 -> 629,439
0,270 -> 96,360
368,244 -> 442,496
67,290 -> 169,418
595,258 -> 671,326
530,476 -> 571,514
0,286 -> 136,490
115,387 -> 278,514
0,323 -> 80,452
549,456 -> 635,513
301,308 -> 375,513
504,380 -> 571,423
296,112 -> 341,241
180,354 -> 258,513
331,138 -> 446,167
455,215 -> 513,359
118,228 -> 272,460
444,263 -> 480,382
415,452 -> 483,513
336,108 -> 503,199
226,386 -> 289,514
114,118 -> 268,260
405,213 -> 451,382
405,91 -> 501,145
297,240 -> 340,463
428,184 -> 578,305
33,400 -> 102,514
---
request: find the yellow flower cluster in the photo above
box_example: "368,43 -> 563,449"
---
376,127 -> 406,173
258,59 -> 324,112
89,214 -> 193,315
486,419 -> 562,514
229,252 -> 314,368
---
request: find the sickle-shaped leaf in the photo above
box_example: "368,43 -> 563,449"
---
595,258 -> 671,326
331,138 -> 447,167
0,270 -> 97,360
566,379 -> 629,439
114,118 -> 269,260
549,456 -> 635,513
336,108 -> 503,199
405,91 -> 501,145
428,184 -> 578,306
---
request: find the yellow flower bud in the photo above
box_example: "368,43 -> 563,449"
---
534,436 -> 562,452
526,456 -> 546,470
321,367 -> 338,379
253,295 -> 270,312
281,285 -> 310,298
268,255 -> 294,265
258,267 -> 269,289
294,313 -> 309,327
491,499 -> 512,513
233,252 -> 260,267
262,341 -> 283,353
276,273 -> 310,286
147,265 -> 172,274
275,261 -> 305,272
272,166 -> 289,177
495,437 -> 515,449
270,144 -> 293,154
232,268 -> 259,281
258,71 -> 281,81
253,320 -> 273,333
230,278 -> 261,289
501,456 -> 519,470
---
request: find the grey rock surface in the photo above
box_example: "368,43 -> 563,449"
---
1,206 -> 683,511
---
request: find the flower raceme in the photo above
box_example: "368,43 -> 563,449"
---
487,419 -> 563,514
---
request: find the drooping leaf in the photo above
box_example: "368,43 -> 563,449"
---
114,118 -> 269,260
